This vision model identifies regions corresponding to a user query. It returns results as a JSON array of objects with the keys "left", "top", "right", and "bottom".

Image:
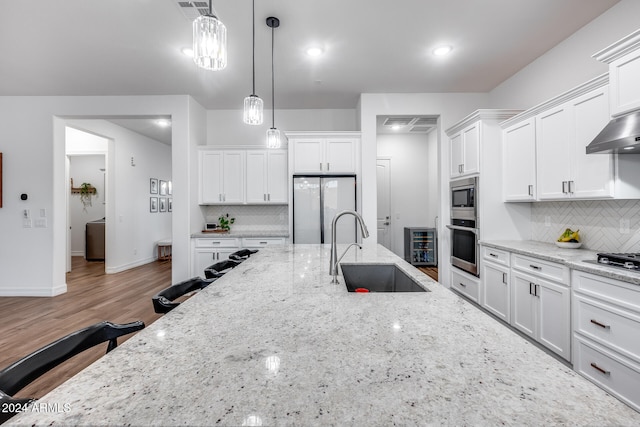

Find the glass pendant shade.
[
  {"left": 193, "top": 14, "right": 227, "bottom": 71},
  {"left": 266, "top": 127, "right": 282, "bottom": 149},
  {"left": 243, "top": 95, "right": 264, "bottom": 125}
]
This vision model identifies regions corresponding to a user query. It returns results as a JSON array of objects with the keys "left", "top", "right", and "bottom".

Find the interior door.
[
  {"left": 376, "top": 159, "right": 391, "bottom": 250},
  {"left": 66, "top": 156, "right": 71, "bottom": 272}
]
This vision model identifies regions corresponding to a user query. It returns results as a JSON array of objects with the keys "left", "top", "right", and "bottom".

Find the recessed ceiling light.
[
  {"left": 623, "top": 146, "right": 635, "bottom": 150},
  {"left": 433, "top": 45, "right": 452, "bottom": 56},
  {"left": 181, "top": 47, "right": 194, "bottom": 58},
  {"left": 156, "top": 119, "right": 171, "bottom": 127},
  {"left": 306, "top": 47, "right": 323, "bottom": 57},
  {"left": 391, "top": 125, "right": 401, "bottom": 131}
]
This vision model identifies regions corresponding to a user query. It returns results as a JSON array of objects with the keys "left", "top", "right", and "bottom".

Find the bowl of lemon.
[{"left": 555, "top": 228, "right": 582, "bottom": 249}]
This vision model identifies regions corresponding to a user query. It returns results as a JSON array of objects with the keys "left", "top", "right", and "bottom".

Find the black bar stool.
[
  {"left": 204, "top": 259, "right": 240, "bottom": 279},
  {"left": 152, "top": 277, "right": 215, "bottom": 314},
  {"left": 229, "top": 248, "right": 259, "bottom": 262}
]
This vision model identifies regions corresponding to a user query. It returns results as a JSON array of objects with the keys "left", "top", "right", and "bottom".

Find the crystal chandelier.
[
  {"left": 266, "top": 17, "right": 281, "bottom": 149},
  {"left": 243, "top": 0, "right": 263, "bottom": 125},
  {"left": 192, "top": 0, "right": 227, "bottom": 71}
]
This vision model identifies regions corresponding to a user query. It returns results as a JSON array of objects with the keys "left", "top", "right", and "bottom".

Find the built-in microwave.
[
  {"left": 447, "top": 177, "right": 479, "bottom": 277},
  {"left": 450, "top": 176, "right": 477, "bottom": 221}
]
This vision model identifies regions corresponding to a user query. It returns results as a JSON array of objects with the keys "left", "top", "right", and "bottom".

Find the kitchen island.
[{"left": 10, "top": 244, "right": 640, "bottom": 425}]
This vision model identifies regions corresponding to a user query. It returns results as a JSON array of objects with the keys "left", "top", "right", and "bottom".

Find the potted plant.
[
  {"left": 79, "top": 182, "right": 96, "bottom": 210},
  {"left": 217, "top": 213, "right": 235, "bottom": 232}
]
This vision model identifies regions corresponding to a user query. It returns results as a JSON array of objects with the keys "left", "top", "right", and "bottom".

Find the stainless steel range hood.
[{"left": 586, "top": 110, "right": 640, "bottom": 154}]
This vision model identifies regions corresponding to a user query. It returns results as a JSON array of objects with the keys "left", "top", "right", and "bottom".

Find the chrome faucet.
[{"left": 330, "top": 210, "right": 370, "bottom": 283}]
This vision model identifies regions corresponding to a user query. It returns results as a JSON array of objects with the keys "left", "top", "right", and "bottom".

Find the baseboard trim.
[
  {"left": 0, "top": 282, "right": 67, "bottom": 297},
  {"left": 105, "top": 257, "right": 155, "bottom": 274}
]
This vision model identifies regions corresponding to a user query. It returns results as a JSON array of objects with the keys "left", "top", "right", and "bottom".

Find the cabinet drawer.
[
  {"left": 512, "top": 254, "right": 568, "bottom": 283},
  {"left": 451, "top": 269, "right": 480, "bottom": 303},
  {"left": 194, "top": 238, "right": 240, "bottom": 248},
  {"left": 574, "top": 336, "right": 640, "bottom": 412},
  {"left": 574, "top": 294, "right": 640, "bottom": 361},
  {"left": 481, "top": 246, "right": 510, "bottom": 266},
  {"left": 241, "top": 237, "right": 285, "bottom": 248},
  {"left": 572, "top": 270, "right": 640, "bottom": 314}
]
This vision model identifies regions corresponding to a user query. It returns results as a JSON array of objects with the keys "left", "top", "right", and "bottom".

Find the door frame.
[{"left": 376, "top": 157, "right": 392, "bottom": 251}]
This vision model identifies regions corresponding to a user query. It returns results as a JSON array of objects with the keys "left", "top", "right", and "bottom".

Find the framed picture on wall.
[
  {"left": 168, "top": 198, "right": 172, "bottom": 212},
  {"left": 159, "top": 197, "right": 167, "bottom": 212},
  {"left": 159, "top": 180, "right": 167, "bottom": 196},
  {"left": 167, "top": 181, "right": 172, "bottom": 195},
  {"left": 150, "top": 178, "right": 158, "bottom": 194},
  {"left": 150, "top": 197, "right": 158, "bottom": 212}
]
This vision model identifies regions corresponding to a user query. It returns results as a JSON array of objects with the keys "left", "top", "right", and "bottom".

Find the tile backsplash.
[
  {"left": 202, "top": 205, "right": 289, "bottom": 233},
  {"left": 531, "top": 200, "right": 640, "bottom": 252}
]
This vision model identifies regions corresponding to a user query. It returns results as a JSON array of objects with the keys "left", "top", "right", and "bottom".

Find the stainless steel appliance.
[
  {"left": 447, "top": 177, "right": 479, "bottom": 276},
  {"left": 586, "top": 252, "right": 640, "bottom": 272},
  {"left": 586, "top": 110, "right": 640, "bottom": 154},
  {"left": 86, "top": 218, "right": 105, "bottom": 261},
  {"left": 292, "top": 175, "right": 357, "bottom": 244}
]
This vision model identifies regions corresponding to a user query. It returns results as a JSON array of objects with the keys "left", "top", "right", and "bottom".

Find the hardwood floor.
[
  {"left": 0, "top": 257, "right": 171, "bottom": 399},
  {"left": 418, "top": 266, "right": 438, "bottom": 282}
]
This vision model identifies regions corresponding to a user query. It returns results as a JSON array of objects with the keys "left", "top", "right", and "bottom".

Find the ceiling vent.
[
  {"left": 409, "top": 126, "right": 435, "bottom": 134},
  {"left": 383, "top": 117, "right": 413, "bottom": 127},
  {"left": 174, "top": 1, "right": 216, "bottom": 21},
  {"left": 412, "top": 117, "right": 438, "bottom": 126}
]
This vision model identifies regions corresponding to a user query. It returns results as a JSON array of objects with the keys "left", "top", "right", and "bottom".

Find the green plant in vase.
[
  {"left": 218, "top": 213, "right": 235, "bottom": 231},
  {"left": 79, "top": 182, "right": 96, "bottom": 211}
]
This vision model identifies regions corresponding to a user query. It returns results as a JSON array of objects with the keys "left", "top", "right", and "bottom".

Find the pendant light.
[
  {"left": 243, "top": 0, "right": 263, "bottom": 125},
  {"left": 193, "top": 0, "right": 227, "bottom": 71},
  {"left": 266, "top": 16, "right": 281, "bottom": 149}
]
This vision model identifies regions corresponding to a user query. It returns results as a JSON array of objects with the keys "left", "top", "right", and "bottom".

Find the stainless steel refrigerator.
[{"left": 293, "top": 175, "right": 357, "bottom": 244}]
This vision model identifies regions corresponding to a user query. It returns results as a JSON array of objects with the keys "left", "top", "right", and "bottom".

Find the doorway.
[{"left": 376, "top": 158, "right": 391, "bottom": 250}]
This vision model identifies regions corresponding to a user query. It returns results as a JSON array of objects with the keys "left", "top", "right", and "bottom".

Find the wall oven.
[{"left": 447, "top": 177, "right": 479, "bottom": 277}]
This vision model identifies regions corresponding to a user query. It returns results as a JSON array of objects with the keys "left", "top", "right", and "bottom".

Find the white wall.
[
  {"left": 207, "top": 109, "right": 356, "bottom": 146},
  {"left": 377, "top": 132, "right": 437, "bottom": 257},
  {"left": 66, "top": 120, "right": 172, "bottom": 272},
  {"left": 359, "top": 93, "right": 490, "bottom": 287},
  {"left": 0, "top": 95, "right": 199, "bottom": 296},
  {"left": 489, "top": 0, "right": 640, "bottom": 109}
]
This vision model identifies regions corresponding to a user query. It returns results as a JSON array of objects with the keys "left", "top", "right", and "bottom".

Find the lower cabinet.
[
  {"left": 482, "top": 261, "right": 510, "bottom": 323},
  {"left": 192, "top": 236, "right": 286, "bottom": 276},
  {"left": 450, "top": 268, "right": 480, "bottom": 303},
  {"left": 572, "top": 270, "right": 640, "bottom": 412}
]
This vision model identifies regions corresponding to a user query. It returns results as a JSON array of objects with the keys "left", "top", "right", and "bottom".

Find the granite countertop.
[
  {"left": 191, "top": 229, "right": 290, "bottom": 238},
  {"left": 481, "top": 240, "right": 640, "bottom": 285},
  {"left": 10, "top": 244, "right": 640, "bottom": 426}
]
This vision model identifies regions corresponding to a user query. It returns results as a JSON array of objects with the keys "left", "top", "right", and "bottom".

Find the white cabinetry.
[
  {"left": 245, "top": 150, "right": 288, "bottom": 204},
  {"left": 572, "top": 270, "right": 640, "bottom": 412},
  {"left": 480, "top": 246, "right": 510, "bottom": 323},
  {"left": 503, "top": 118, "right": 536, "bottom": 201},
  {"left": 199, "top": 151, "right": 245, "bottom": 204},
  {"left": 450, "top": 268, "right": 480, "bottom": 304},
  {"left": 536, "top": 85, "right": 613, "bottom": 200},
  {"left": 288, "top": 132, "right": 360, "bottom": 174},
  {"left": 593, "top": 28, "right": 640, "bottom": 117},
  {"left": 192, "top": 237, "right": 241, "bottom": 277},
  {"left": 511, "top": 254, "right": 571, "bottom": 361},
  {"left": 449, "top": 122, "right": 480, "bottom": 178}
]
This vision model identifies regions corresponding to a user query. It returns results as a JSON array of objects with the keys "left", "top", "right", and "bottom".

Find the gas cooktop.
[{"left": 595, "top": 253, "right": 640, "bottom": 272}]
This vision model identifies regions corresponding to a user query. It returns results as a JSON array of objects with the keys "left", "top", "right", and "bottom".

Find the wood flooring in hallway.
[{"left": 0, "top": 257, "right": 171, "bottom": 399}]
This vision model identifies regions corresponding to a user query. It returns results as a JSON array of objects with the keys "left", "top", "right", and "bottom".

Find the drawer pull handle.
[
  {"left": 259, "top": 241, "right": 268, "bottom": 245},
  {"left": 590, "top": 319, "right": 611, "bottom": 329},
  {"left": 489, "top": 253, "right": 498, "bottom": 258},
  {"left": 459, "top": 282, "right": 466, "bottom": 287},
  {"left": 502, "top": 273, "right": 507, "bottom": 284},
  {"left": 590, "top": 362, "right": 610, "bottom": 376},
  {"left": 529, "top": 264, "right": 541, "bottom": 270},
  {"left": 212, "top": 242, "right": 221, "bottom": 245}
]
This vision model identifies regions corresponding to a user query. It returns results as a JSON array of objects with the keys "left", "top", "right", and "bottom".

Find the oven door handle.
[{"left": 446, "top": 224, "right": 479, "bottom": 235}]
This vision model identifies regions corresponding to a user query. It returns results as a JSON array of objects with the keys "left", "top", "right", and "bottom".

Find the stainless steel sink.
[{"left": 340, "top": 263, "right": 428, "bottom": 292}]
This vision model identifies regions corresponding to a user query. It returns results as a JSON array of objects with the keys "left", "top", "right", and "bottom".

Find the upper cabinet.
[
  {"left": 199, "top": 150, "right": 245, "bottom": 204},
  {"left": 287, "top": 132, "right": 360, "bottom": 174},
  {"left": 503, "top": 118, "right": 536, "bottom": 201},
  {"left": 593, "top": 28, "right": 640, "bottom": 117},
  {"left": 199, "top": 149, "right": 287, "bottom": 205},
  {"left": 245, "top": 150, "right": 288, "bottom": 204},
  {"left": 449, "top": 122, "right": 480, "bottom": 178},
  {"left": 501, "top": 75, "right": 640, "bottom": 202}
]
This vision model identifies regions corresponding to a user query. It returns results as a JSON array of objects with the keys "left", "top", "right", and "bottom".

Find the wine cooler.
[{"left": 404, "top": 227, "right": 437, "bottom": 266}]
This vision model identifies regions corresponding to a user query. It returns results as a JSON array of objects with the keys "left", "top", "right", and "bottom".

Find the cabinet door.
[
  {"left": 266, "top": 151, "right": 288, "bottom": 203},
  {"left": 245, "top": 151, "right": 268, "bottom": 203},
  {"left": 511, "top": 272, "right": 536, "bottom": 339},
  {"left": 325, "top": 139, "right": 356, "bottom": 173},
  {"left": 461, "top": 123, "right": 480, "bottom": 175},
  {"left": 610, "top": 49, "right": 640, "bottom": 116},
  {"left": 482, "top": 261, "right": 510, "bottom": 323},
  {"left": 199, "top": 151, "right": 223, "bottom": 204},
  {"left": 570, "top": 86, "right": 614, "bottom": 199},
  {"left": 450, "top": 133, "right": 463, "bottom": 178},
  {"left": 503, "top": 118, "right": 536, "bottom": 201},
  {"left": 536, "top": 105, "right": 571, "bottom": 200},
  {"left": 538, "top": 278, "right": 571, "bottom": 360},
  {"left": 193, "top": 248, "right": 237, "bottom": 277},
  {"left": 221, "top": 151, "right": 244, "bottom": 203},
  {"left": 293, "top": 139, "right": 323, "bottom": 173}
]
